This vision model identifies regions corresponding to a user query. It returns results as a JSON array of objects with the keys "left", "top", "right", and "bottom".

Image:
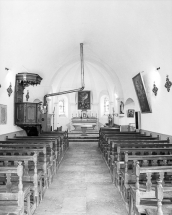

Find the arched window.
[
  {"left": 58, "top": 95, "right": 68, "bottom": 117},
  {"left": 104, "top": 97, "right": 109, "bottom": 115},
  {"left": 59, "top": 99, "right": 65, "bottom": 116}
]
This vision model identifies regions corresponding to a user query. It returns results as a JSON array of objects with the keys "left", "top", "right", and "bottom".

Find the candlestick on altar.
[
  {"left": 52, "top": 107, "right": 55, "bottom": 131},
  {"left": 112, "top": 107, "right": 115, "bottom": 127}
]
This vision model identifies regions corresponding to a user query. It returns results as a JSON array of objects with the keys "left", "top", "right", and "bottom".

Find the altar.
[{"left": 71, "top": 117, "right": 97, "bottom": 130}]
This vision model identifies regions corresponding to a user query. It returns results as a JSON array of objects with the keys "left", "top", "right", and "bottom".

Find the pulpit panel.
[
  {"left": 15, "top": 103, "right": 24, "bottom": 123},
  {"left": 26, "top": 104, "right": 37, "bottom": 123}
]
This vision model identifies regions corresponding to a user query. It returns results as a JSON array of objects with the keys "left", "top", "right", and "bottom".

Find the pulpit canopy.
[{"left": 16, "top": 72, "right": 42, "bottom": 88}]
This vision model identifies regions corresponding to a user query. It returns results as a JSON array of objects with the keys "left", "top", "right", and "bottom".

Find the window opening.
[
  {"left": 59, "top": 99, "right": 65, "bottom": 116},
  {"left": 104, "top": 97, "right": 109, "bottom": 115}
]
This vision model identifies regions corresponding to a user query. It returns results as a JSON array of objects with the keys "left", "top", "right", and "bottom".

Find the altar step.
[
  {"left": 69, "top": 139, "right": 98, "bottom": 142},
  {"left": 70, "top": 132, "right": 99, "bottom": 134},
  {"left": 68, "top": 136, "right": 99, "bottom": 139},
  {"left": 68, "top": 133, "right": 99, "bottom": 142}
]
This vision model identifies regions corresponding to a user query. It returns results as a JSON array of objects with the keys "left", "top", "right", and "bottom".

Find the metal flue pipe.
[{"left": 43, "top": 43, "right": 85, "bottom": 106}]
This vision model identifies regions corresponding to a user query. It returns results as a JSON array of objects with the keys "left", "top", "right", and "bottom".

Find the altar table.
[
  {"left": 81, "top": 125, "right": 94, "bottom": 136},
  {"left": 71, "top": 117, "right": 97, "bottom": 130}
]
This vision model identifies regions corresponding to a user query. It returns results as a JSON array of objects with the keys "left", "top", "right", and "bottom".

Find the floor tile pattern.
[{"left": 34, "top": 140, "right": 128, "bottom": 215}]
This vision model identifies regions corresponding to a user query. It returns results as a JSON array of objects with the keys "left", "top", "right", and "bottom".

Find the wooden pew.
[
  {"left": 2, "top": 139, "right": 55, "bottom": 171},
  {"left": 111, "top": 146, "right": 172, "bottom": 185},
  {"left": 0, "top": 162, "right": 31, "bottom": 215},
  {"left": 110, "top": 143, "right": 172, "bottom": 174},
  {"left": 10, "top": 136, "right": 61, "bottom": 166},
  {"left": 145, "top": 179, "right": 172, "bottom": 215},
  {"left": 42, "top": 130, "right": 68, "bottom": 137},
  {"left": 99, "top": 135, "right": 157, "bottom": 151},
  {"left": 0, "top": 153, "right": 41, "bottom": 213},
  {"left": 106, "top": 139, "right": 170, "bottom": 166},
  {"left": 40, "top": 132, "right": 69, "bottom": 154},
  {"left": 12, "top": 134, "right": 68, "bottom": 163},
  {"left": 99, "top": 134, "right": 159, "bottom": 154},
  {"left": 0, "top": 148, "right": 48, "bottom": 199},
  {"left": 0, "top": 143, "right": 54, "bottom": 188},
  {"left": 99, "top": 128, "right": 139, "bottom": 139},
  {"left": 99, "top": 135, "right": 158, "bottom": 153},
  {"left": 101, "top": 139, "right": 169, "bottom": 168},
  {"left": 120, "top": 154, "right": 172, "bottom": 205},
  {"left": 41, "top": 130, "right": 68, "bottom": 146},
  {"left": 99, "top": 131, "right": 148, "bottom": 148},
  {"left": 39, "top": 135, "right": 68, "bottom": 160},
  {"left": 99, "top": 127, "right": 121, "bottom": 133},
  {"left": 129, "top": 162, "right": 172, "bottom": 215}
]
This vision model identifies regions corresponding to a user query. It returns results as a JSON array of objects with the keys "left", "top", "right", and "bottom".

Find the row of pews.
[
  {"left": 99, "top": 127, "right": 172, "bottom": 215},
  {"left": 0, "top": 130, "right": 69, "bottom": 215}
]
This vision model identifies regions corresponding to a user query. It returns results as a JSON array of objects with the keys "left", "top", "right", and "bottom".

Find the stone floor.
[{"left": 34, "top": 140, "right": 128, "bottom": 215}]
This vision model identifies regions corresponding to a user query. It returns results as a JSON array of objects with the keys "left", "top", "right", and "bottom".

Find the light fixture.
[
  {"left": 156, "top": 67, "right": 160, "bottom": 71},
  {"left": 152, "top": 82, "right": 158, "bottom": 96},
  {"left": 165, "top": 75, "right": 172, "bottom": 92},
  {"left": 5, "top": 68, "right": 10, "bottom": 71},
  {"left": 26, "top": 90, "right": 29, "bottom": 101},
  {"left": 7, "top": 83, "right": 13, "bottom": 97}
]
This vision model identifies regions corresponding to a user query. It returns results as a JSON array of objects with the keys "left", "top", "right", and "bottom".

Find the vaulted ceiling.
[{"left": 1, "top": 0, "right": 172, "bottom": 100}]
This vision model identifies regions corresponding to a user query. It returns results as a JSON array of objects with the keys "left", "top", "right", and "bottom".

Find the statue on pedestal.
[
  {"left": 108, "top": 114, "right": 112, "bottom": 126},
  {"left": 120, "top": 101, "right": 124, "bottom": 114}
]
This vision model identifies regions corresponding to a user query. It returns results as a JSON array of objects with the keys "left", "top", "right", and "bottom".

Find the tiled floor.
[{"left": 34, "top": 140, "right": 128, "bottom": 215}]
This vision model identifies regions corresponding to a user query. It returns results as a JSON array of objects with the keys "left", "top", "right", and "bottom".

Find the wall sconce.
[
  {"left": 165, "top": 75, "right": 172, "bottom": 92},
  {"left": 152, "top": 82, "right": 158, "bottom": 96},
  {"left": 5, "top": 67, "right": 10, "bottom": 71},
  {"left": 26, "top": 90, "right": 29, "bottom": 101},
  {"left": 7, "top": 83, "right": 13, "bottom": 97},
  {"left": 156, "top": 67, "right": 160, "bottom": 71}
]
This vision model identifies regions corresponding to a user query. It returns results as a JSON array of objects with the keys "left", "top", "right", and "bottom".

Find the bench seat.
[
  {"left": 0, "top": 163, "right": 31, "bottom": 215},
  {"left": 0, "top": 183, "right": 30, "bottom": 194},
  {"left": 146, "top": 206, "right": 172, "bottom": 215},
  {"left": 0, "top": 205, "right": 22, "bottom": 215}
]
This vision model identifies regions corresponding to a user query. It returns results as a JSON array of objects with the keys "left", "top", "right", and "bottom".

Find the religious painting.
[
  {"left": 132, "top": 73, "right": 152, "bottom": 113},
  {"left": 78, "top": 91, "right": 91, "bottom": 110},
  {"left": 0, "top": 104, "right": 7, "bottom": 124},
  {"left": 127, "top": 109, "right": 135, "bottom": 118}
]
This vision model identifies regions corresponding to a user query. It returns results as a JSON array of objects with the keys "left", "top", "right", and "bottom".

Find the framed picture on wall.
[
  {"left": 0, "top": 104, "right": 7, "bottom": 124},
  {"left": 78, "top": 91, "right": 91, "bottom": 110},
  {"left": 127, "top": 109, "right": 135, "bottom": 118},
  {"left": 132, "top": 73, "right": 152, "bottom": 113},
  {"left": 81, "top": 110, "right": 87, "bottom": 118}
]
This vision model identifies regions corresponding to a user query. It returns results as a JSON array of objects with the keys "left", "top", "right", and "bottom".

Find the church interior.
[{"left": 0, "top": 1, "right": 172, "bottom": 215}]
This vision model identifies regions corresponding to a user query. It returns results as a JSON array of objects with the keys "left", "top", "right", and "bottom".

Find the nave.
[{"left": 34, "top": 134, "right": 127, "bottom": 215}]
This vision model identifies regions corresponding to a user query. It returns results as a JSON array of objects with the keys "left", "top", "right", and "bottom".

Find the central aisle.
[{"left": 34, "top": 140, "right": 128, "bottom": 215}]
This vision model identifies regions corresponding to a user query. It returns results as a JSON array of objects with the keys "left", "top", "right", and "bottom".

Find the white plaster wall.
[
  {"left": 0, "top": 70, "right": 22, "bottom": 135},
  {"left": 141, "top": 67, "right": 172, "bottom": 135}
]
